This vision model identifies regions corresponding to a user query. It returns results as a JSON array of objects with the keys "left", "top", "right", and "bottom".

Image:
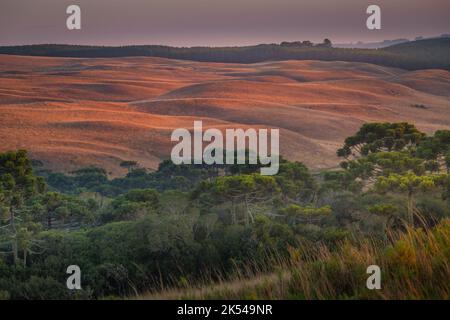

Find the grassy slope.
[
  {"left": 137, "top": 219, "right": 450, "bottom": 300},
  {"left": 1, "top": 55, "right": 450, "bottom": 175}
]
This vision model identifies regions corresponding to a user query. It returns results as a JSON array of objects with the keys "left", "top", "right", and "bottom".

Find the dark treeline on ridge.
[{"left": 1, "top": 38, "right": 449, "bottom": 71}]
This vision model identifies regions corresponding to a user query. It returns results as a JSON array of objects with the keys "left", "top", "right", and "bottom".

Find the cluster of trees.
[
  {"left": 1, "top": 122, "right": 449, "bottom": 299},
  {"left": 332, "top": 122, "right": 450, "bottom": 225},
  {"left": 280, "top": 39, "right": 331, "bottom": 48},
  {"left": 1, "top": 38, "right": 449, "bottom": 70}
]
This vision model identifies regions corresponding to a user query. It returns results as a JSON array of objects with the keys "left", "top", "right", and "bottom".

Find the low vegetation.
[{"left": 140, "top": 219, "right": 450, "bottom": 299}]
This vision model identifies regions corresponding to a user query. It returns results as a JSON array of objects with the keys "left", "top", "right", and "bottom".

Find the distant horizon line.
[{"left": 1, "top": 33, "right": 449, "bottom": 49}]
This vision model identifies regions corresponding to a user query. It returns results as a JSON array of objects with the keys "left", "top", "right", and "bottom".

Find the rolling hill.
[{"left": 0, "top": 54, "right": 449, "bottom": 175}]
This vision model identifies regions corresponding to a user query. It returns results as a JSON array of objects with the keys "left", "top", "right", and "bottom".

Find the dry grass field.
[{"left": 1, "top": 54, "right": 449, "bottom": 175}]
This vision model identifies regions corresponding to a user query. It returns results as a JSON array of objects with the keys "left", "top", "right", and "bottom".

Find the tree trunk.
[
  {"left": 244, "top": 196, "right": 252, "bottom": 225},
  {"left": 23, "top": 250, "right": 27, "bottom": 268},
  {"left": 231, "top": 201, "right": 236, "bottom": 225},
  {"left": 10, "top": 207, "right": 18, "bottom": 265}
]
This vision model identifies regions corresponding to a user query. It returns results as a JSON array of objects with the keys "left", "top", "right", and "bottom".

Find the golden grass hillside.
[
  {"left": 137, "top": 219, "right": 450, "bottom": 300},
  {"left": 1, "top": 55, "right": 449, "bottom": 175}
]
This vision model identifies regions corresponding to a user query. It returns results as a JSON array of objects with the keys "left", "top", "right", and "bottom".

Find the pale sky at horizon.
[{"left": 0, "top": 0, "right": 449, "bottom": 46}]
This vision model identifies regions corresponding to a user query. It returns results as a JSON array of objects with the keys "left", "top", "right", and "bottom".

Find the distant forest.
[{"left": 0, "top": 38, "right": 449, "bottom": 71}]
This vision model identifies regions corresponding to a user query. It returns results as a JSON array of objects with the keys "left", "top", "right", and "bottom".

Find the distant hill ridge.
[
  {"left": 335, "top": 34, "right": 450, "bottom": 49},
  {"left": 0, "top": 38, "right": 449, "bottom": 71}
]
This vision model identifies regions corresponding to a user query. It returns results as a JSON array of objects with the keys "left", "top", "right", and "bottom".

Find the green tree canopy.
[{"left": 337, "top": 122, "right": 425, "bottom": 160}]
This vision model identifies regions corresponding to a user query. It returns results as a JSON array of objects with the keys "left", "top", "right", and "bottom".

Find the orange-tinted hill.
[{"left": 1, "top": 55, "right": 449, "bottom": 175}]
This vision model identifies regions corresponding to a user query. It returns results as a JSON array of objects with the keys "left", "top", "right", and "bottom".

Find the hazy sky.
[{"left": 1, "top": 0, "right": 449, "bottom": 46}]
